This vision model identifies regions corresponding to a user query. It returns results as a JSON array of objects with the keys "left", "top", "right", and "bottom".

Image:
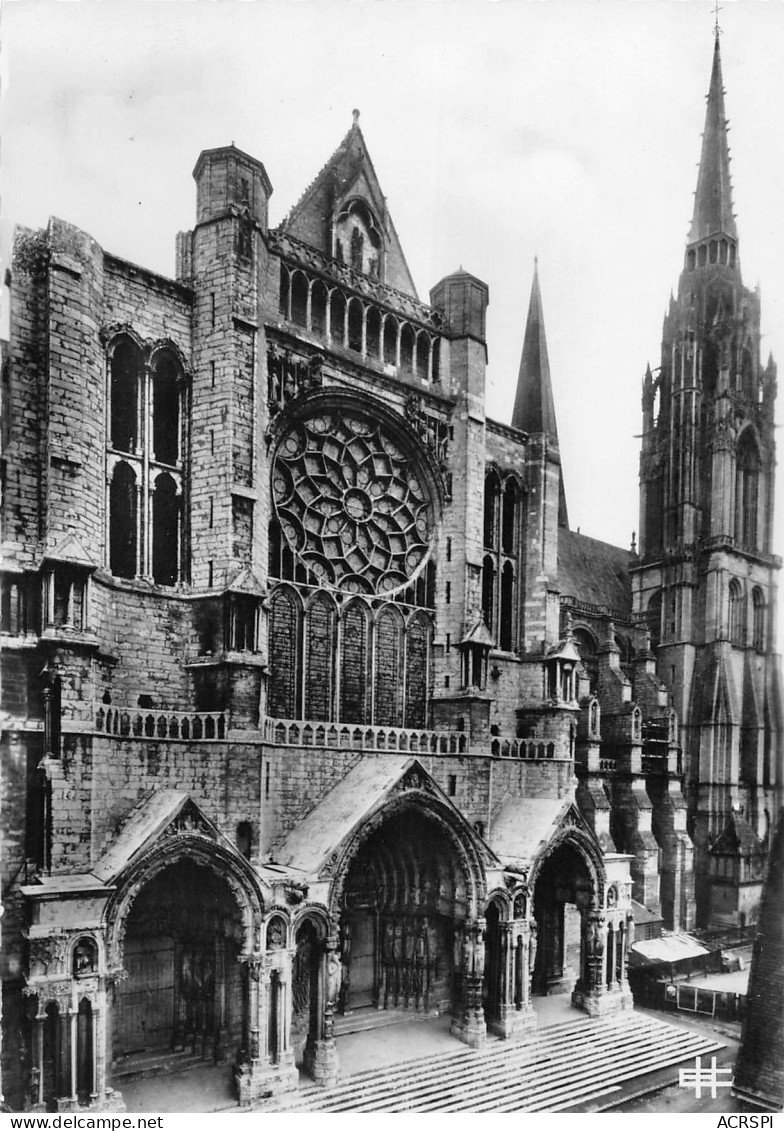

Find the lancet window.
[
  {"left": 107, "top": 335, "right": 187, "bottom": 585},
  {"left": 482, "top": 470, "right": 523, "bottom": 650},
  {"left": 728, "top": 579, "right": 745, "bottom": 648},
  {"left": 734, "top": 431, "right": 760, "bottom": 551},
  {"left": 266, "top": 586, "right": 433, "bottom": 728}
]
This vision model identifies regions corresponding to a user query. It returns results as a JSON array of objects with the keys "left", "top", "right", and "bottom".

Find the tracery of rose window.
[{"left": 272, "top": 408, "right": 434, "bottom": 595}]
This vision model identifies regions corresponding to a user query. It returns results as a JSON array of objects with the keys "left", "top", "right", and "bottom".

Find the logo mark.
[{"left": 678, "top": 1055, "right": 734, "bottom": 1099}]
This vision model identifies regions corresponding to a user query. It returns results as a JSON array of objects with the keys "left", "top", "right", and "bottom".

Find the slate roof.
[
  {"left": 557, "top": 528, "right": 632, "bottom": 617},
  {"left": 92, "top": 790, "right": 228, "bottom": 883},
  {"left": 489, "top": 797, "right": 575, "bottom": 868}
]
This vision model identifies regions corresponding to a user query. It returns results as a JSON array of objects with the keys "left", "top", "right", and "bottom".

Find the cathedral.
[{"left": 0, "top": 29, "right": 781, "bottom": 1112}]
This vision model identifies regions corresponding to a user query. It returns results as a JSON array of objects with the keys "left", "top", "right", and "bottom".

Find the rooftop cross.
[{"left": 713, "top": 0, "right": 722, "bottom": 38}]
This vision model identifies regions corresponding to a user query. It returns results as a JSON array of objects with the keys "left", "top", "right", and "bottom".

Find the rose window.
[{"left": 272, "top": 408, "right": 434, "bottom": 594}]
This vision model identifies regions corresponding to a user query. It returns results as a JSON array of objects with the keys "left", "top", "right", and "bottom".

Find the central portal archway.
[
  {"left": 337, "top": 805, "right": 473, "bottom": 1020},
  {"left": 113, "top": 860, "right": 246, "bottom": 1071}
]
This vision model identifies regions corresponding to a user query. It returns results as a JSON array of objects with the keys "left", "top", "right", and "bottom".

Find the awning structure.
[{"left": 629, "top": 932, "right": 709, "bottom": 966}]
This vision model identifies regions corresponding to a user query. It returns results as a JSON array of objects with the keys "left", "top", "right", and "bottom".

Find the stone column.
[
  {"left": 90, "top": 1007, "right": 99, "bottom": 1103},
  {"left": 69, "top": 1009, "right": 78, "bottom": 1104},
  {"left": 236, "top": 953, "right": 298, "bottom": 1105},
  {"left": 303, "top": 935, "right": 339, "bottom": 1088},
  {"left": 35, "top": 1013, "right": 45, "bottom": 1108},
  {"left": 572, "top": 909, "right": 611, "bottom": 1017},
  {"left": 450, "top": 919, "right": 487, "bottom": 1049},
  {"left": 489, "top": 922, "right": 534, "bottom": 1040}
]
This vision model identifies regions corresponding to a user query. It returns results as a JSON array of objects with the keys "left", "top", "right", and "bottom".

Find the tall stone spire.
[
  {"left": 688, "top": 32, "right": 737, "bottom": 245},
  {"left": 512, "top": 261, "right": 558, "bottom": 440},
  {"left": 512, "top": 262, "right": 568, "bottom": 528}
]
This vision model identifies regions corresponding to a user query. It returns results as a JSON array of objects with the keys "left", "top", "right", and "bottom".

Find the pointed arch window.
[
  {"left": 752, "top": 587, "right": 765, "bottom": 652},
  {"left": 304, "top": 594, "right": 336, "bottom": 722},
  {"left": 499, "top": 562, "right": 515, "bottom": 651},
  {"left": 482, "top": 555, "right": 496, "bottom": 633},
  {"left": 735, "top": 432, "right": 760, "bottom": 551},
  {"left": 107, "top": 337, "right": 187, "bottom": 585},
  {"left": 374, "top": 606, "right": 404, "bottom": 727},
  {"left": 484, "top": 473, "right": 500, "bottom": 549},
  {"left": 646, "top": 591, "right": 663, "bottom": 650},
  {"left": 340, "top": 601, "right": 371, "bottom": 724},
  {"left": 482, "top": 471, "right": 522, "bottom": 650},
  {"left": 405, "top": 613, "right": 431, "bottom": 728},
  {"left": 109, "top": 462, "right": 138, "bottom": 579},
  {"left": 268, "top": 588, "right": 302, "bottom": 719},
  {"left": 728, "top": 579, "right": 745, "bottom": 648}
]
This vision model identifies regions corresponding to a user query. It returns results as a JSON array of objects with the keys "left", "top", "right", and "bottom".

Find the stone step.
[
  {"left": 302, "top": 1028, "right": 709, "bottom": 1112},
  {"left": 279, "top": 1012, "right": 725, "bottom": 1112},
  {"left": 334, "top": 1006, "right": 440, "bottom": 1036},
  {"left": 113, "top": 1046, "right": 216, "bottom": 1082}
]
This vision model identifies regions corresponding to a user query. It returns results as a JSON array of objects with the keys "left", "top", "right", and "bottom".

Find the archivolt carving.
[
  {"left": 103, "top": 833, "right": 266, "bottom": 971},
  {"left": 527, "top": 823, "right": 607, "bottom": 909},
  {"left": 325, "top": 790, "right": 487, "bottom": 920},
  {"left": 292, "top": 902, "right": 334, "bottom": 940}
]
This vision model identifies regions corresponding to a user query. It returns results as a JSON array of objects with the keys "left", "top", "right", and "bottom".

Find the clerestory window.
[{"left": 107, "top": 336, "right": 186, "bottom": 585}]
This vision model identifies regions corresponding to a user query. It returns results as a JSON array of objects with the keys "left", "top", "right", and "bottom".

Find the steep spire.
[
  {"left": 513, "top": 262, "right": 568, "bottom": 527},
  {"left": 688, "top": 32, "right": 737, "bottom": 244},
  {"left": 512, "top": 261, "right": 558, "bottom": 439}
]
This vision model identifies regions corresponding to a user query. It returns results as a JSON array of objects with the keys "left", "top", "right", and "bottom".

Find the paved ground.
[
  {"left": 120, "top": 1063, "right": 235, "bottom": 1114},
  {"left": 681, "top": 967, "right": 749, "bottom": 994},
  {"left": 118, "top": 997, "right": 756, "bottom": 1115}
]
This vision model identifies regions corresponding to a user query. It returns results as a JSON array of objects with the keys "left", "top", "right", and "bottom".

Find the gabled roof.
[
  {"left": 280, "top": 113, "right": 418, "bottom": 298},
  {"left": 272, "top": 755, "right": 496, "bottom": 878},
  {"left": 92, "top": 791, "right": 232, "bottom": 883},
  {"left": 461, "top": 618, "right": 495, "bottom": 648},
  {"left": 688, "top": 34, "right": 737, "bottom": 244},
  {"left": 710, "top": 811, "right": 764, "bottom": 857},
  {"left": 224, "top": 565, "right": 266, "bottom": 596},
  {"left": 489, "top": 797, "right": 592, "bottom": 870},
  {"left": 43, "top": 531, "right": 97, "bottom": 569},
  {"left": 557, "top": 528, "right": 632, "bottom": 616}
]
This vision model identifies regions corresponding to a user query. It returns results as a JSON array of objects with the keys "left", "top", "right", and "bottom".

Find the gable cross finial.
[{"left": 713, "top": 0, "right": 723, "bottom": 39}]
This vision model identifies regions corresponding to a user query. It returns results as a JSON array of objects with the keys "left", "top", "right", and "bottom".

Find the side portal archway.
[{"left": 112, "top": 860, "right": 247, "bottom": 1072}]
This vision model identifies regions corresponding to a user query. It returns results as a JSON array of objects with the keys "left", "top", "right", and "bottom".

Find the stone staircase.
[{"left": 277, "top": 1012, "right": 725, "bottom": 1112}]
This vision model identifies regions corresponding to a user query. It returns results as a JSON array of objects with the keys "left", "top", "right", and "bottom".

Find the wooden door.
[
  {"left": 115, "top": 934, "right": 175, "bottom": 1055},
  {"left": 348, "top": 911, "right": 375, "bottom": 1008}
]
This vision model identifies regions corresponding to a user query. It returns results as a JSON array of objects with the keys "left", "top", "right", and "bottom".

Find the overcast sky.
[{"left": 2, "top": 0, "right": 783, "bottom": 564}]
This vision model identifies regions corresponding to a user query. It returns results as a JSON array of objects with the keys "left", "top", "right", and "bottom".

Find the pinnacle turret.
[{"left": 688, "top": 33, "right": 736, "bottom": 245}]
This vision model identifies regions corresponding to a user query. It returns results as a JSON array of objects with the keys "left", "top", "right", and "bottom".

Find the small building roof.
[
  {"left": 711, "top": 811, "right": 764, "bottom": 856},
  {"left": 629, "top": 931, "right": 709, "bottom": 966}
]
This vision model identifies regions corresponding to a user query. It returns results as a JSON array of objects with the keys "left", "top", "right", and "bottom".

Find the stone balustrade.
[
  {"left": 95, "top": 706, "right": 228, "bottom": 741},
  {"left": 490, "top": 737, "right": 568, "bottom": 760},
  {"left": 262, "top": 717, "right": 468, "bottom": 755}
]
